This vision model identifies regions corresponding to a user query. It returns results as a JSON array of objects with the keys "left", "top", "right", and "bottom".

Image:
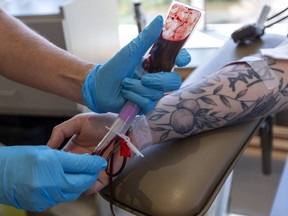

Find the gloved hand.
[
  {"left": 82, "top": 15, "right": 191, "bottom": 114},
  {"left": 0, "top": 145, "right": 107, "bottom": 211}
]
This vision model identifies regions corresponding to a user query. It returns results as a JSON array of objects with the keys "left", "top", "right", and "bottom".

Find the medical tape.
[
  {"left": 242, "top": 56, "right": 279, "bottom": 90},
  {"left": 226, "top": 55, "right": 279, "bottom": 90},
  {"left": 129, "top": 115, "right": 153, "bottom": 152}
]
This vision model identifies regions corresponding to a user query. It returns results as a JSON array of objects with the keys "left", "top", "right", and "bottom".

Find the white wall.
[{"left": 61, "top": 0, "right": 120, "bottom": 64}]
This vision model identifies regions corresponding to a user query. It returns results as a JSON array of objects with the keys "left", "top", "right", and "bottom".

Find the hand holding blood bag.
[{"left": 82, "top": 14, "right": 191, "bottom": 114}]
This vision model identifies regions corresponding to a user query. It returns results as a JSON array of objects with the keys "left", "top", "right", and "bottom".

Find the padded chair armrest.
[
  {"left": 101, "top": 121, "right": 261, "bottom": 216},
  {"left": 101, "top": 34, "right": 286, "bottom": 216}
]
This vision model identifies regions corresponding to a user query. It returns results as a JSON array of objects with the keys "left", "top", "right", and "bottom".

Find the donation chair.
[{"left": 100, "top": 33, "right": 286, "bottom": 216}]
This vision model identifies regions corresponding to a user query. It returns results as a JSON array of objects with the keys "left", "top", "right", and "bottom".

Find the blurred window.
[{"left": 118, "top": 0, "right": 287, "bottom": 26}]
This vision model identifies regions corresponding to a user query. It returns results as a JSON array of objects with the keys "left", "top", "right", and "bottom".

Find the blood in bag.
[{"left": 142, "top": 1, "right": 202, "bottom": 73}]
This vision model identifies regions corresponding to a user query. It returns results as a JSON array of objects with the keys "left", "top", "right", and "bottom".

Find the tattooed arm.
[
  {"left": 47, "top": 40, "right": 288, "bottom": 193},
  {"left": 145, "top": 56, "right": 288, "bottom": 145},
  {"left": 48, "top": 55, "right": 288, "bottom": 151},
  {"left": 48, "top": 48, "right": 288, "bottom": 151}
]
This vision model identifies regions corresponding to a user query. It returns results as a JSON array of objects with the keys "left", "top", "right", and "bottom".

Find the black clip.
[
  {"left": 231, "top": 5, "right": 270, "bottom": 44},
  {"left": 231, "top": 23, "right": 265, "bottom": 44}
]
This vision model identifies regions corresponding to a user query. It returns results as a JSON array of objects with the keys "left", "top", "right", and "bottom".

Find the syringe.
[{"left": 92, "top": 101, "right": 140, "bottom": 154}]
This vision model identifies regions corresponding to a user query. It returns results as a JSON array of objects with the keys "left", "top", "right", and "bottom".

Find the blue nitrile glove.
[
  {"left": 0, "top": 145, "right": 107, "bottom": 211},
  {"left": 82, "top": 15, "right": 191, "bottom": 114}
]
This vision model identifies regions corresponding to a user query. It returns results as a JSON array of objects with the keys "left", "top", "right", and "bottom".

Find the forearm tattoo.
[{"left": 146, "top": 57, "right": 288, "bottom": 142}]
